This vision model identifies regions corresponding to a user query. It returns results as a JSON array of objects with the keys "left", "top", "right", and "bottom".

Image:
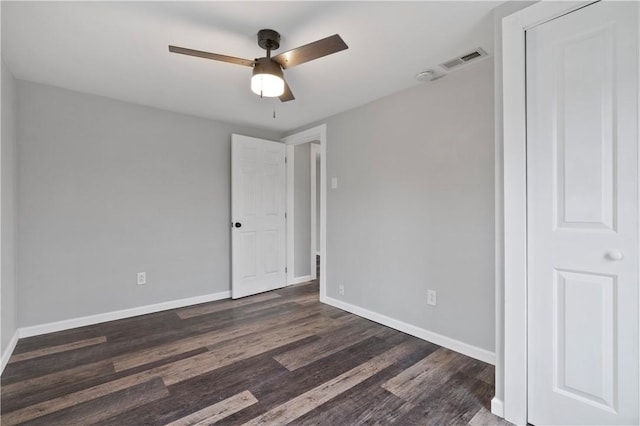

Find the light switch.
[{"left": 331, "top": 177, "right": 338, "bottom": 189}]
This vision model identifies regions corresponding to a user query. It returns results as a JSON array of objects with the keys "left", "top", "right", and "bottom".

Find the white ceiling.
[{"left": 2, "top": 1, "right": 502, "bottom": 132}]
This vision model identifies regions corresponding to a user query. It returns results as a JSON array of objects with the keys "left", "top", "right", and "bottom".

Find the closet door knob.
[
  {"left": 234, "top": 222, "right": 242, "bottom": 228},
  {"left": 606, "top": 250, "right": 623, "bottom": 261}
]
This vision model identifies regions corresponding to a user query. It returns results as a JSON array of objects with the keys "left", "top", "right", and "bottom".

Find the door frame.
[
  {"left": 310, "top": 142, "right": 320, "bottom": 281},
  {"left": 501, "top": 2, "right": 606, "bottom": 424},
  {"left": 282, "top": 125, "right": 327, "bottom": 297}
]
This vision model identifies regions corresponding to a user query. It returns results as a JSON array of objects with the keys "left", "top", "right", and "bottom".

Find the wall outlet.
[
  {"left": 338, "top": 284, "right": 345, "bottom": 296},
  {"left": 427, "top": 289, "right": 437, "bottom": 306},
  {"left": 137, "top": 272, "right": 146, "bottom": 285}
]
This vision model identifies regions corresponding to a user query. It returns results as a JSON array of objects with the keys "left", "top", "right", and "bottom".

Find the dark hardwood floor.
[{"left": 1, "top": 280, "right": 510, "bottom": 425}]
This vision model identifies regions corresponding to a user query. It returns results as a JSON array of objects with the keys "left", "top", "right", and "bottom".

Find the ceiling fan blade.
[
  {"left": 279, "top": 80, "right": 295, "bottom": 102},
  {"left": 168, "top": 45, "right": 255, "bottom": 67},
  {"left": 272, "top": 34, "right": 348, "bottom": 69}
]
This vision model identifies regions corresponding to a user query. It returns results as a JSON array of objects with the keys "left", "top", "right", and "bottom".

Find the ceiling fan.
[{"left": 169, "top": 29, "right": 348, "bottom": 102}]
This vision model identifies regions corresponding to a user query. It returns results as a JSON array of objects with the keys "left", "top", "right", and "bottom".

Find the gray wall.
[
  {"left": 17, "top": 81, "right": 281, "bottom": 327},
  {"left": 1, "top": 59, "right": 18, "bottom": 355},
  {"left": 321, "top": 59, "right": 495, "bottom": 351},
  {"left": 293, "top": 143, "right": 311, "bottom": 278}
]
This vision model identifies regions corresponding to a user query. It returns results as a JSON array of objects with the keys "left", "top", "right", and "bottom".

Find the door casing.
[{"left": 310, "top": 142, "right": 321, "bottom": 281}]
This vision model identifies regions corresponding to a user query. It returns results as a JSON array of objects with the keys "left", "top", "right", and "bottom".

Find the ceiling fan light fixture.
[
  {"left": 170, "top": 30, "right": 347, "bottom": 102},
  {"left": 251, "top": 58, "right": 284, "bottom": 97}
]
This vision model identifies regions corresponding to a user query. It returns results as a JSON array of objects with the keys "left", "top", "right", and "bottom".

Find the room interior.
[{"left": 1, "top": 1, "right": 638, "bottom": 425}]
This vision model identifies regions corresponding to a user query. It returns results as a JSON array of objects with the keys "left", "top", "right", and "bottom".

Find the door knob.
[
  {"left": 234, "top": 222, "right": 242, "bottom": 228},
  {"left": 606, "top": 250, "right": 624, "bottom": 261}
]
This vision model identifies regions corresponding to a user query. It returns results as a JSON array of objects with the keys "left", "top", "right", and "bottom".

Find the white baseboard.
[
  {"left": 1, "top": 330, "right": 20, "bottom": 374},
  {"left": 289, "top": 275, "right": 312, "bottom": 285},
  {"left": 322, "top": 296, "right": 496, "bottom": 365},
  {"left": 19, "top": 291, "right": 231, "bottom": 338},
  {"left": 491, "top": 397, "right": 505, "bottom": 418}
]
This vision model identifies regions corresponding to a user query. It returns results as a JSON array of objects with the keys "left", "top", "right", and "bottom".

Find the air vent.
[{"left": 440, "top": 48, "right": 488, "bottom": 71}]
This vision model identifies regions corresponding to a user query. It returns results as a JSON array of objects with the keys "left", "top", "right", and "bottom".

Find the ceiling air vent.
[{"left": 440, "top": 48, "right": 488, "bottom": 71}]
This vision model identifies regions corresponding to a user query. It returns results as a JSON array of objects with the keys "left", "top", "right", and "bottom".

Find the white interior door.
[
  {"left": 231, "top": 134, "right": 287, "bottom": 299},
  {"left": 526, "top": 2, "right": 639, "bottom": 425}
]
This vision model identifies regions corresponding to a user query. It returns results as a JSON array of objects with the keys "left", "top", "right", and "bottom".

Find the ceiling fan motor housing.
[
  {"left": 257, "top": 29, "right": 281, "bottom": 52},
  {"left": 252, "top": 57, "right": 284, "bottom": 79}
]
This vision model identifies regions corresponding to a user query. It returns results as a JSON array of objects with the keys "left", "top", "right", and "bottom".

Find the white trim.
[
  {"left": 637, "top": 3, "right": 640, "bottom": 423},
  {"left": 1, "top": 330, "right": 19, "bottom": 374},
  {"left": 285, "top": 143, "right": 295, "bottom": 284},
  {"left": 282, "top": 124, "right": 327, "bottom": 300},
  {"left": 310, "top": 143, "right": 320, "bottom": 281},
  {"left": 502, "top": 2, "right": 597, "bottom": 425},
  {"left": 290, "top": 275, "right": 312, "bottom": 285},
  {"left": 491, "top": 398, "right": 505, "bottom": 418},
  {"left": 18, "top": 291, "right": 230, "bottom": 338},
  {"left": 323, "top": 296, "right": 495, "bottom": 365}
]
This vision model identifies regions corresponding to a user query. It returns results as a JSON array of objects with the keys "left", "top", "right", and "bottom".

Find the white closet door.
[{"left": 527, "top": 1, "right": 639, "bottom": 424}]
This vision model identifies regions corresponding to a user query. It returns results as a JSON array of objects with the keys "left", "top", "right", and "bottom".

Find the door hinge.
[
  {"left": 285, "top": 212, "right": 287, "bottom": 219},
  {"left": 285, "top": 157, "right": 288, "bottom": 164},
  {"left": 285, "top": 267, "right": 288, "bottom": 273}
]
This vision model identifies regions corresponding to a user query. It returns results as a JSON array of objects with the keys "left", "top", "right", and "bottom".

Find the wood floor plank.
[
  {"left": 241, "top": 339, "right": 423, "bottom": 426},
  {"left": 468, "top": 406, "right": 514, "bottom": 426},
  {"left": 18, "top": 377, "right": 169, "bottom": 426},
  {"left": 202, "top": 315, "right": 338, "bottom": 376},
  {"left": 2, "top": 303, "right": 310, "bottom": 385},
  {"left": 1, "top": 351, "right": 218, "bottom": 424},
  {"left": 8, "top": 336, "right": 107, "bottom": 364},
  {"left": 1, "top": 359, "right": 115, "bottom": 411},
  {"left": 113, "top": 304, "right": 326, "bottom": 372},
  {"left": 165, "top": 390, "right": 258, "bottom": 426},
  {"left": 103, "top": 315, "right": 333, "bottom": 392},
  {"left": 273, "top": 317, "right": 387, "bottom": 371},
  {"left": 11, "top": 326, "right": 105, "bottom": 356},
  {"left": 474, "top": 364, "right": 495, "bottom": 386},
  {"left": 293, "top": 364, "right": 414, "bottom": 426},
  {"left": 181, "top": 301, "right": 316, "bottom": 335},
  {"left": 393, "top": 370, "right": 494, "bottom": 425},
  {"left": 197, "top": 335, "right": 398, "bottom": 424},
  {"left": 93, "top": 311, "right": 184, "bottom": 345},
  {"left": 176, "top": 292, "right": 281, "bottom": 319},
  {"left": 224, "top": 292, "right": 319, "bottom": 317},
  {"left": 1, "top": 372, "right": 160, "bottom": 424},
  {"left": 93, "top": 355, "right": 289, "bottom": 426},
  {"left": 382, "top": 347, "right": 475, "bottom": 404}
]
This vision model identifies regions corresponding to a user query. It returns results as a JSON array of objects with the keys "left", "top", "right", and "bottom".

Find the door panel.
[
  {"left": 232, "top": 134, "right": 286, "bottom": 299},
  {"left": 554, "top": 269, "right": 616, "bottom": 411},
  {"left": 554, "top": 23, "right": 615, "bottom": 230},
  {"left": 526, "top": 2, "right": 639, "bottom": 424}
]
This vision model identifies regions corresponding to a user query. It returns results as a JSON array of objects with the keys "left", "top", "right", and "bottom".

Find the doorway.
[
  {"left": 286, "top": 141, "right": 320, "bottom": 285},
  {"left": 283, "top": 125, "right": 328, "bottom": 299}
]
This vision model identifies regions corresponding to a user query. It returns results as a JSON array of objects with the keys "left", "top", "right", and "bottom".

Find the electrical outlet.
[
  {"left": 137, "top": 272, "right": 146, "bottom": 285},
  {"left": 427, "top": 289, "right": 437, "bottom": 306},
  {"left": 339, "top": 284, "right": 345, "bottom": 296}
]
